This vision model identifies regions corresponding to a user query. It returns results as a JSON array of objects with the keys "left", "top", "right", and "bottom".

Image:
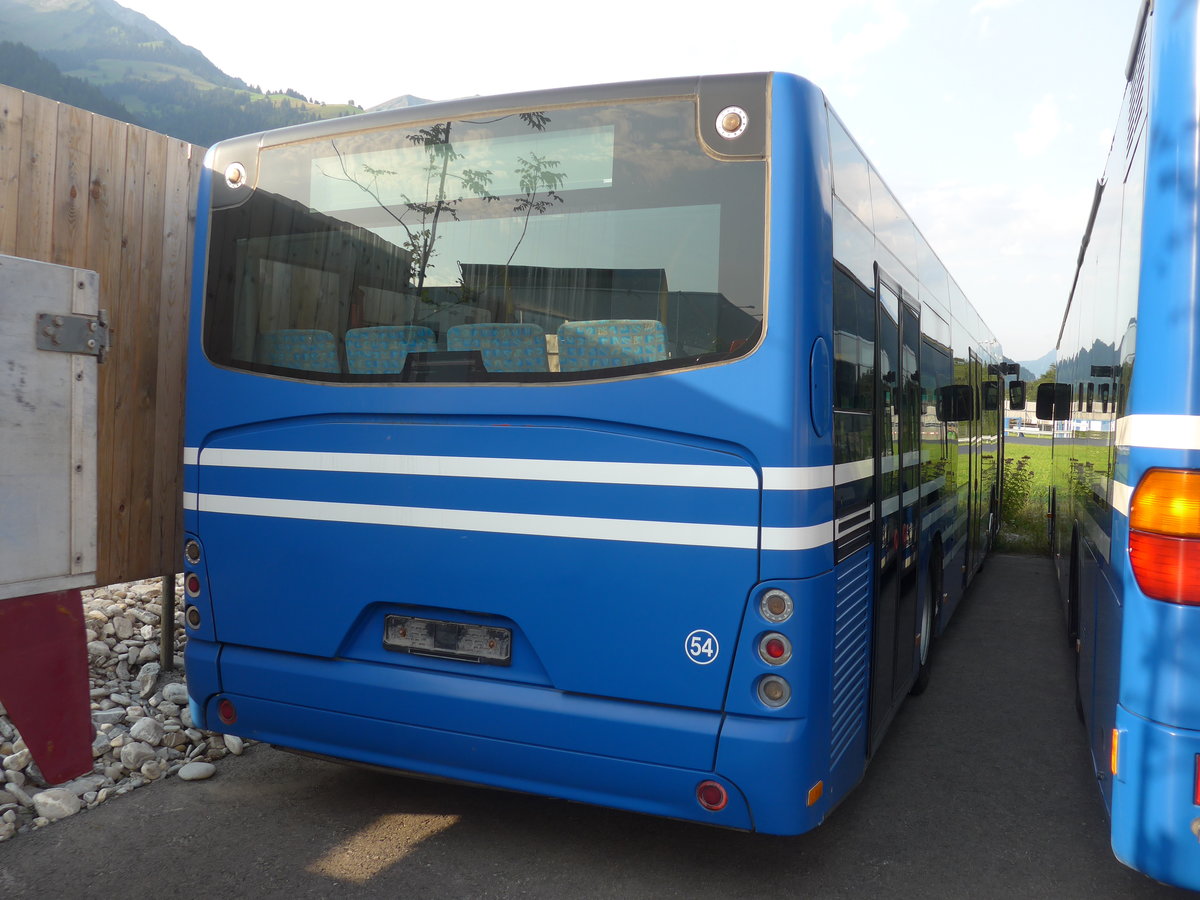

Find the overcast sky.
[{"left": 118, "top": 0, "right": 1142, "bottom": 365}]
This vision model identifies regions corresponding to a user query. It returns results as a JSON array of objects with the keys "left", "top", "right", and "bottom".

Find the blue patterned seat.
[
  {"left": 446, "top": 323, "right": 548, "bottom": 372},
  {"left": 556, "top": 320, "right": 667, "bottom": 372},
  {"left": 345, "top": 326, "right": 437, "bottom": 374},
  {"left": 257, "top": 329, "right": 340, "bottom": 374}
]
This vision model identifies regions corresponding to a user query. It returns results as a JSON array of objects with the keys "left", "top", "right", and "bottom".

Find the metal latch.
[{"left": 35, "top": 310, "right": 110, "bottom": 363}]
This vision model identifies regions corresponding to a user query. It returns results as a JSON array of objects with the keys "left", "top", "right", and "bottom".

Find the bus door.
[{"left": 869, "top": 276, "right": 923, "bottom": 749}]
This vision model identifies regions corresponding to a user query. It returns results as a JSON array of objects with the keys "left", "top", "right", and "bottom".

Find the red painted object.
[{"left": 0, "top": 590, "right": 93, "bottom": 784}]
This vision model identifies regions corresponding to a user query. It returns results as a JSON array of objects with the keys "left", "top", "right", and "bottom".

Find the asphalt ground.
[{"left": 0, "top": 554, "right": 1193, "bottom": 898}]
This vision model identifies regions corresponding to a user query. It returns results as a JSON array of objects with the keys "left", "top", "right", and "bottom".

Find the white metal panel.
[{"left": 0, "top": 254, "right": 98, "bottom": 599}]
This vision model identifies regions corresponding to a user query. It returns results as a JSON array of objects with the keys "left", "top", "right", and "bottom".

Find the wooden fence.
[{"left": 0, "top": 85, "right": 203, "bottom": 586}]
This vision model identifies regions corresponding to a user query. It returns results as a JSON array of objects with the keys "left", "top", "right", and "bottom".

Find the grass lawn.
[{"left": 995, "top": 441, "right": 1054, "bottom": 554}]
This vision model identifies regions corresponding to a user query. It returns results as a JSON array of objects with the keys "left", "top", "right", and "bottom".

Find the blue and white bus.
[
  {"left": 1032, "top": 0, "right": 1200, "bottom": 889},
  {"left": 182, "top": 73, "right": 1004, "bottom": 833}
]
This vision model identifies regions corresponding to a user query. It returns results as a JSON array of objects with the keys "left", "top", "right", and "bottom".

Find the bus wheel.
[{"left": 911, "top": 550, "right": 941, "bottom": 695}]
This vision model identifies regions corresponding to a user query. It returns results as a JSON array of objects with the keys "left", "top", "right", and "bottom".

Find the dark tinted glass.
[{"left": 203, "top": 100, "right": 765, "bottom": 383}]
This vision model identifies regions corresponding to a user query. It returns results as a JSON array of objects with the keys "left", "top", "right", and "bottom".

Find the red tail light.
[
  {"left": 1129, "top": 470, "right": 1200, "bottom": 605},
  {"left": 696, "top": 780, "right": 728, "bottom": 811},
  {"left": 218, "top": 698, "right": 237, "bottom": 725}
]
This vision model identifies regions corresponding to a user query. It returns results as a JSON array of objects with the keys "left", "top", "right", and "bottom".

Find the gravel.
[{"left": 0, "top": 576, "right": 250, "bottom": 841}]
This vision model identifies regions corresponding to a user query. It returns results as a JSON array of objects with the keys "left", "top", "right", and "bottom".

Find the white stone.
[
  {"left": 162, "top": 682, "right": 189, "bottom": 704},
  {"left": 62, "top": 774, "right": 105, "bottom": 797},
  {"left": 32, "top": 788, "right": 81, "bottom": 821},
  {"left": 136, "top": 662, "right": 161, "bottom": 698},
  {"left": 2, "top": 750, "right": 31, "bottom": 771},
  {"left": 140, "top": 760, "right": 167, "bottom": 781},
  {"left": 0, "top": 822, "right": 14, "bottom": 841},
  {"left": 224, "top": 734, "right": 245, "bottom": 756},
  {"left": 92, "top": 708, "right": 125, "bottom": 727},
  {"left": 119, "top": 741, "right": 157, "bottom": 770},
  {"left": 137, "top": 644, "right": 159, "bottom": 663},
  {"left": 157, "top": 702, "right": 181, "bottom": 718},
  {"left": 177, "top": 761, "right": 216, "bottom": 781},
  {"left": 112, "top": 616, "right": 134, "bottom": 640},
  {"left": 5, "top": 783, "right": 32, "bottom": 807},
  {"left": 4, "top": 768, "right": 24, "bottom": 785},
  {"left": 86, "top": 641, "right": 111, "bottom": 659}
]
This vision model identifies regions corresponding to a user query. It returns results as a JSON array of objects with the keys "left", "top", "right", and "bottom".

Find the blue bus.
[
  {"left": 182, "top": 73, "right": 1005, "bottom": 833},
  {"left": 1030, "top": 0, "right": 1200, "bottom": 889}
]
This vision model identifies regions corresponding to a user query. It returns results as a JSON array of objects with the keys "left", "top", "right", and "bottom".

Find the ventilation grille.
[{"left": 831, "top": 547, "right": 872, "bottom": 768}]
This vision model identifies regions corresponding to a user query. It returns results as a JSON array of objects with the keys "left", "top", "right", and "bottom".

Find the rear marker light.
[
  {"left": 760, "top": 589, "right": 794, "bottom": 623},
  {"left": 185, "top": 573, "right": 201, "bottom": 598},
  {"left": 184, "top": 540, "right": 201, "bottom": 564},
  {"left": 218, "top": 698, "right": 237, "bottom": 725},
  {"left": 807, "top": 781, "right": 824, "bottom": 807},
  {"left": 1111, "top": 728, "right": 1120, "bottom": 778},
  {"left": 696, "top": 780, "right": 728, "bottom": 811},
  {"left": 757, "top": 675, "right": 791, "bottom": 708},
  {"left": 758, "top": 632, "right": 792, "bottom": 665},
  {"left": 185, "top": 605, "right": 202, "bottom": 630}
]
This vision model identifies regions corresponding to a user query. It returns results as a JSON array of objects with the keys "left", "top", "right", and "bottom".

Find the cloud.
[{"left": 1014, "top": 95, "right": 1063, "bottom": 158}]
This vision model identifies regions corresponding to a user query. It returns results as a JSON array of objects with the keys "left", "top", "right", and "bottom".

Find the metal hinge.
[{"left": 35, "top": 309, "right": 110, "bottom": 363}]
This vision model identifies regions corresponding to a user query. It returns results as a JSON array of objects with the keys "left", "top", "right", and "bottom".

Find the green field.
[{"left": 996, "top": 442, "right": 1054, "bottom": 554}]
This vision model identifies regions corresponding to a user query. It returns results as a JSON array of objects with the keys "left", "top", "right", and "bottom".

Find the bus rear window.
[{"left": 202, "top": 100, "right": 765, "bottom": 383}]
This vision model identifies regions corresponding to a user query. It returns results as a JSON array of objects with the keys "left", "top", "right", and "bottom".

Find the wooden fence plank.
[
  {"left": 125, "top": 131, "right": 168, "bottom": 582},
  {"left": 88, "top": 116, "right": 129, "bottom": 584},
  {"left": 151, "top": 138, "right": 193, "bottom": 574},
  {"left": 0, "top": 87, "right": 23, "bottom": 257},
  {"left": 98, "top": 126, "right": 149, "bottom": 584},
  {"left": 15, "top": 93, "right": 56, "bottom": 263},
  {"left": 50, "top": 103, "right": 91, "bottom": 268}
]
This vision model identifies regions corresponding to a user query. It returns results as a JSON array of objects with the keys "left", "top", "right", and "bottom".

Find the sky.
[{"left": 116, "top": 0, "right": 1143, "bottom": 365}]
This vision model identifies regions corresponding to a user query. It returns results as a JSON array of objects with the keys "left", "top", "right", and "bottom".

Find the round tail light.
[
  {"left": 696, "top": 780, "right": 728, "bottom": 811},
  {"left": 217, "top": 698, "right": 237, "bottom": 725},
  {"left": 185, "top": 605, "right": 202, "bottom": 630},
  {"left": 185, "top": 573, "right": 201, "bottom": 598},
  {"left": 758, "top": 632, "right": 792, "bottom": 665}
]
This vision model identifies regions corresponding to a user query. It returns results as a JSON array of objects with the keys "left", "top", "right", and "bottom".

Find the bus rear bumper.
[
  {"left": 184, "top": 639, "right": 826, "bottom": 832},
  {"left": 1111, "top": 705, "right": 1200, "bottom": 890}
]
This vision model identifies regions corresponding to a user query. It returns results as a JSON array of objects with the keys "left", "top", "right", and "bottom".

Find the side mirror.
[
  {"left": 1035, "top": 382, "right": 1071, "bottom": 421},
  {"left": 1009, "top": 380, "right": 1026, "bottom": 411},
  {"left": 936, "top": 384, "right": 973, "bottom": 422}
]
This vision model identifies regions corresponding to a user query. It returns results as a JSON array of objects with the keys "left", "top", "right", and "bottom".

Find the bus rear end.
[{"left": 182, "top": 74, "right": 841, "bottom": 832}]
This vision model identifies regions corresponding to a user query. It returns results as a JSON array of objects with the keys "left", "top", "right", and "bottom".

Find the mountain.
[
  {"left": 0, "top": 0, "right": 363, "bottom": 146},
  {"left": 370, "top": 94, "right": 433, "bottom": 112},
  {"left": 1017, "top": 349, "right": 1056, "bottom": 382}
]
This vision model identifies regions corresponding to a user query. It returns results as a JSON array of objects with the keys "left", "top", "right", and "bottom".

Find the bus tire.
[{"left": 911, "top": 548, "right": 942, "bottom": 695}]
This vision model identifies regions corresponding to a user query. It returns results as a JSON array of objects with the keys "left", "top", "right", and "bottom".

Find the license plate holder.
[{"left": 383, "top": 615, "right": 511, "bottom": 666}]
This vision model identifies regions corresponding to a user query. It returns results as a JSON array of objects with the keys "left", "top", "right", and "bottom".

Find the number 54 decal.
[{"left": 685, "top": 629, "right": 720, "bottom": 665}]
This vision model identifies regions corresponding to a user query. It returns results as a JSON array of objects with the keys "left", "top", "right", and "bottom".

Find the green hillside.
[{"left": 0, "top": 0, "right": 363, "bottom": 146}]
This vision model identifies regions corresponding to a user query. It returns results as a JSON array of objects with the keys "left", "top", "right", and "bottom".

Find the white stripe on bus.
[
  {"left": 1116, "top": 414, "right": 1200, "bottom": 450},
  {"left": 186, "top": 492, "right": 835, "bottom": 551},
  {"left": 184, "top": 447, "right": 834, "bottom": 492}
]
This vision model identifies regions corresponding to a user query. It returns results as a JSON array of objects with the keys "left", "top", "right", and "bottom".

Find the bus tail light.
[
  {"left": 696, "top": 780, "right": 728, "bottom": 811},
  {"left": 218, "top": 698, "right": 237, "bottom": 725},
  {"left": 757, "top": 675, "right": 791, "bottom": 708},
  {"left": 185, "top": 573, "right": 202, "bottom": 598},
  {"left": 1129, "top": 470, "right": 1200, "bottom": 605},
  {"left": 758, "top": 632, "right": 792, "bottom": 665}
]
